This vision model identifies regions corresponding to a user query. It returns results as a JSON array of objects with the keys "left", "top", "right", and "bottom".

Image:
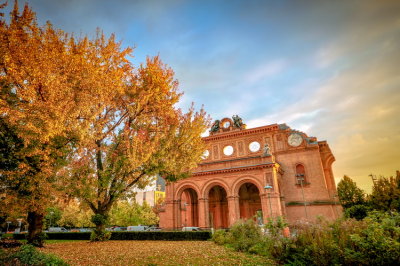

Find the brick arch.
[
  {"left": 231, "top": 176, "right": 264, "bottom": 197},
  {"left": 201, "top": 179, "right": 230, "bottom": 199},
  {"left": 175, "top": 182, "right": 201, "bottom": 200}
]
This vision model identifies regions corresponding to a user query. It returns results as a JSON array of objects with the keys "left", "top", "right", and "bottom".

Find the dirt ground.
[{"left": 40, "top": 240, "right": 273, "bottom": 265}]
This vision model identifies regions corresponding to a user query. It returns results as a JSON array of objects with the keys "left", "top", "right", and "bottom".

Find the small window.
[{"left": 295, "top": 164, "right": 308, "bottom": 185}]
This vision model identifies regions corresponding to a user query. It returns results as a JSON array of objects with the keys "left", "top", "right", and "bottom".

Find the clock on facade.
[
  {"left": 223, "top": 145, "right": 234, "bottom": 156},
  {"left": 249, "top": 141, "right": 260, "bottom": 152},
  {"left": 223, "top": 121, "right": 231, "bottom": 128},
  {"left": 288, "top": 133, "right": 303, "bottom": 147},
  {"left": 202, "top": 149, "right": 209, "bottom": 159}
]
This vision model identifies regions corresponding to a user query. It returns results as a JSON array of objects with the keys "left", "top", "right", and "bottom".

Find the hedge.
[{"left": 13, "top": 231, "right": 211, "bottom": 241}]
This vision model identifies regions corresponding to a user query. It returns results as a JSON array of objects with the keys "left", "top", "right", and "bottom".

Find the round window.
[
  {"left": 223, "top": 145, "right": 234, "bottom": 156},
  {"left": 249, "top": 141, "right": 260, "bottom": 152},
  {"left": 202, "top": 150, "right": 209, "bottom": 159},
  {"left": 223, "top": 121, "right": 230, "bottom": 128}
]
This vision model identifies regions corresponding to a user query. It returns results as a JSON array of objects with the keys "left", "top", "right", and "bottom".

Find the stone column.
[
  {"left": 227, "top": 196, "right": 240, "bottom": 226},
  {"left": 173, "top": 199, "right": 181, "bottom": 229},
  {"left": 198, "top": 198, "right": 209, "bottom": 229}
]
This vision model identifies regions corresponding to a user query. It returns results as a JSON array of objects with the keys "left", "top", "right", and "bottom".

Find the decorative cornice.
[
  {"left": 199, "top": 155, "right": 263, "bottom": 166},
  {"left": 204, "top": 124, "right": 280, "bottom": 141},
  {"left": 193, "top": 162, "right": 277, "bottom": 176}
]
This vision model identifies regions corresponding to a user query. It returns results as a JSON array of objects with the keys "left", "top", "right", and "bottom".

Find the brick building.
[{"left": 159, "top": 117, "right": 340, "bottom": 229}]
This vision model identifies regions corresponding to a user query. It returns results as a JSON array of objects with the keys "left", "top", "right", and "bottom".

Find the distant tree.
[
  {"left": 108, "top": 201, "right": 158, "bottom": 227},
  {"left": 369, "top": 171, "right": 400, "bottom": 212},
  {"left": 58, "top": 200, "right": 94, "bottom": 228},
  {"left": 337, "top": 175, "right": 366, "bottom": 209},
  {"left": 44, "top": 207, "right": 62, "bottom": 228}
]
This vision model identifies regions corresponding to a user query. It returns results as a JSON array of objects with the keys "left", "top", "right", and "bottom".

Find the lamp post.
[
  {"left": 6, "top": 221, "right": 11, "bottom": 233},
  {"left": 49, "top": 211, "right": 54, "bottom": 228},
  {"left": 264, "top": 185, "right": 273, "bottom": 218},
  {"left": 296, "top": 174, "right": 308, "bottom": 219},
  {"left": 16, "top": 218, "right": 22, "bottom": 233}
]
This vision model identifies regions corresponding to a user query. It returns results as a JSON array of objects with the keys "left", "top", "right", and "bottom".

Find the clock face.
[
  {"left": 223, "top": 121, "right": 230, "bottom": 128},
  {"left": 201, "top": 150, "right": 209, "bottom": 159},
  {"left": 223, "top": 145, "right": 234, "bottom": 156},
  {"left": 249, "top": 141, "right": 260, "bottom": 152},
  {"left": 288, "top": 133, "right": 303, "bottom": 147}
]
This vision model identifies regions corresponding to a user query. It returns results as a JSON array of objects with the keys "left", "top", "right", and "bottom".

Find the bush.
[
  {"left": 212, "top": 230, "right": 228, "bottom": 245},
  {"left": 10, "top": 244, "right": 68, "bottom": 265},
  {"left": 345, "top": 204, "right": 369, "bottom": 220},
  {"left": 90, "top": 229, "right": 111, "bottom": 242},
  {"left": 14, "top": 231, "right": 211, "bottom": 241},
  {"left": 225, "top": 219, "right": 262, "bottom": 252},
  {"left": 110, "top": 231, "right": 211, "bottom": 241},
  {"left": 212, "top": 212, "right": 400, "bottom": 265}
]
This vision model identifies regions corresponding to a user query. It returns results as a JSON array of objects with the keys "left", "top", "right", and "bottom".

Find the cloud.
[{"left": 244, "top": 60, "right": 286, "bottom": 84}]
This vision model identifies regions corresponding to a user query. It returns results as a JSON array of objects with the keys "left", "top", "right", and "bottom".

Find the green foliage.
[
  {"left": 108, "top": 201, "right": 158, "bottom": 227},
  {"left": 344, "top": 204, "right": 369, "bottom": 220},
  {"left": 369, "top": 171, "right": 400, "bottom": 212},
  {"left": 91, "top": 214, "right": 108, "bottom": 226},
  {"left": 110, "top": 231, "right": 211, "bottom": 241},
  {"left": 14, "top": 231, "right": 211, "bottom": 241},
  {"left": 44, "top": 207, "right": 62, "bottom": 228},
  {"left": 211, "top": 229, "right": 228, "bottom": 245},
  {"left": 213, "top": 212, "right": 400, "bottom": 265},
  {"left": 90, "top": 229, "right": 111, "bottom": 242},
  {"left": 10, "top": 244, "right": 68, "bottom": 266},
  {"left": 225, "top": 219, "right": 262, "bottom": 252},
  {"left": 264, "top": 216, "right": 288, "bottom": 236},
  {"left": 337, "top": 175, "right": 366, "bottom": 209}
]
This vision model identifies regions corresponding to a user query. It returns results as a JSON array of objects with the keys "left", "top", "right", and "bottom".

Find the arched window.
[{"left": 295, "top": 164, "right": 308, "bottom": 185}]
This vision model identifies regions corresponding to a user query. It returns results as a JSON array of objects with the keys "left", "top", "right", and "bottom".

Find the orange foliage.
[{"left": 0, "top": 1, "right": 210, "bottom": 234}]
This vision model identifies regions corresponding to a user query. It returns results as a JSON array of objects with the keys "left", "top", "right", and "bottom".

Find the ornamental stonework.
[{"left": 159, "top": 116, "right": 341, "bottom": 229}]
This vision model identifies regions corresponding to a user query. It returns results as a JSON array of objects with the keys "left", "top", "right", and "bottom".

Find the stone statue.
[
  {"left": 210, "top": 120, "right": 220, "bottom": 132},
  {"left": 263, "top": 143, "right": 271, "bottom": 156},
  {"left": 232, "top": 115, "right": 243, "bottom": 129}
]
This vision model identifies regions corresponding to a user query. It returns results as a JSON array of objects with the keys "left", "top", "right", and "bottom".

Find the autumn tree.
[
  {"left": 63, "top": 55, "right": 209, "bottom": 240},
  {"left": 369, "top": 171, "right": 400, "bottom": 212},
  {"left": 108, "top": 201, "right": 158, "bottom": 227},
  {"left": 337, "top": 175, "right": 366, "bottom": 209},
  {"left": 0, "top": 2, "right": 133, "bottom": 245}
]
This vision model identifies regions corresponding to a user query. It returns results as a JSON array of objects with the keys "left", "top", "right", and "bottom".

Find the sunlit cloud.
[{"left": 7, "top": 0, "right": 400, "bottom": 192}]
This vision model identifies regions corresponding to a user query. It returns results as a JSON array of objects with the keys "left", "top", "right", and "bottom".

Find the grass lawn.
[{"left": 39, "top": 240, "right": 274, "bottom": 265}]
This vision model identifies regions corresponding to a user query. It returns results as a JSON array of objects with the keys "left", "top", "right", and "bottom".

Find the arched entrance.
[
  {"left": 239, "top": 183, "right": 262, "bottom": 223},
  {"left": 208, "top": 186, "right": 229, "bottom": 228},
  {"left": 180, "top": 188, "right": 199, "bottom": 227}
]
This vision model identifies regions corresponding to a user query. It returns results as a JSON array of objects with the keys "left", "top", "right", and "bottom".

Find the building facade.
[
  {"left": 159, "top": 117, "right": 340, "bottom": 229},
  {"left": 133, "top": 175, "right": 165, "bottom": 207}
]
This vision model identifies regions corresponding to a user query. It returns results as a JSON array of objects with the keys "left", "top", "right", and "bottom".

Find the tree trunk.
[
  {"left": 91, "top": 208, "right": 111, "bottom": 241},
  {"left": 27, "top": 211, "right": 45, "bottom": 247}
]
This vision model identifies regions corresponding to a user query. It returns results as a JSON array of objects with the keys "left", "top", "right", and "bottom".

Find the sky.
[{"left": 6, "top": 0, "right": 400, "bottom": 192}]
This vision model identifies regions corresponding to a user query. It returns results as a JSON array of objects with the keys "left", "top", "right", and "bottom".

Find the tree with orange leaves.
[
  {"left": 1, "top": 1, "right": 209, "bottom": 244},
  {"left": 63, "top": 56, "right": 209, "bottom": 240}
]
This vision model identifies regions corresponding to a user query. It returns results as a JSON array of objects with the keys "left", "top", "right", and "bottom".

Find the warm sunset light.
[
  {"left": 1, "top": 1, "right": 399, "bottom": 264},
  {"left": 4, "top": 0, "right": 396, "bottom": 192}
]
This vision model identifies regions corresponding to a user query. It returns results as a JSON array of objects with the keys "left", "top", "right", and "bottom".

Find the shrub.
[
  {"left": 11, "top": 244, "right": 68, "bottom": 265},
  {"left": 14, "top": 231, "right": 212, "bottom": 241},
  {"left": 90, "top": 229, "right": 111, "bottom": 242},
  {"left": 226, "top": 219, "right": 262, "bottom": 252},
  {"left": 344, "top": 204, "right": 369, "bottom": 220},
  {"left": 110, "top": 231, "right": 211, "bottom": 241},
  {"left": 212, "top": 230, "right": 228, "bottom": 245}
]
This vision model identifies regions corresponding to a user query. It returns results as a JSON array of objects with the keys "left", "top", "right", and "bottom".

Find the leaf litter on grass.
[{"left": 40, "top": 240, "right": 274, "bottom": 265}]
